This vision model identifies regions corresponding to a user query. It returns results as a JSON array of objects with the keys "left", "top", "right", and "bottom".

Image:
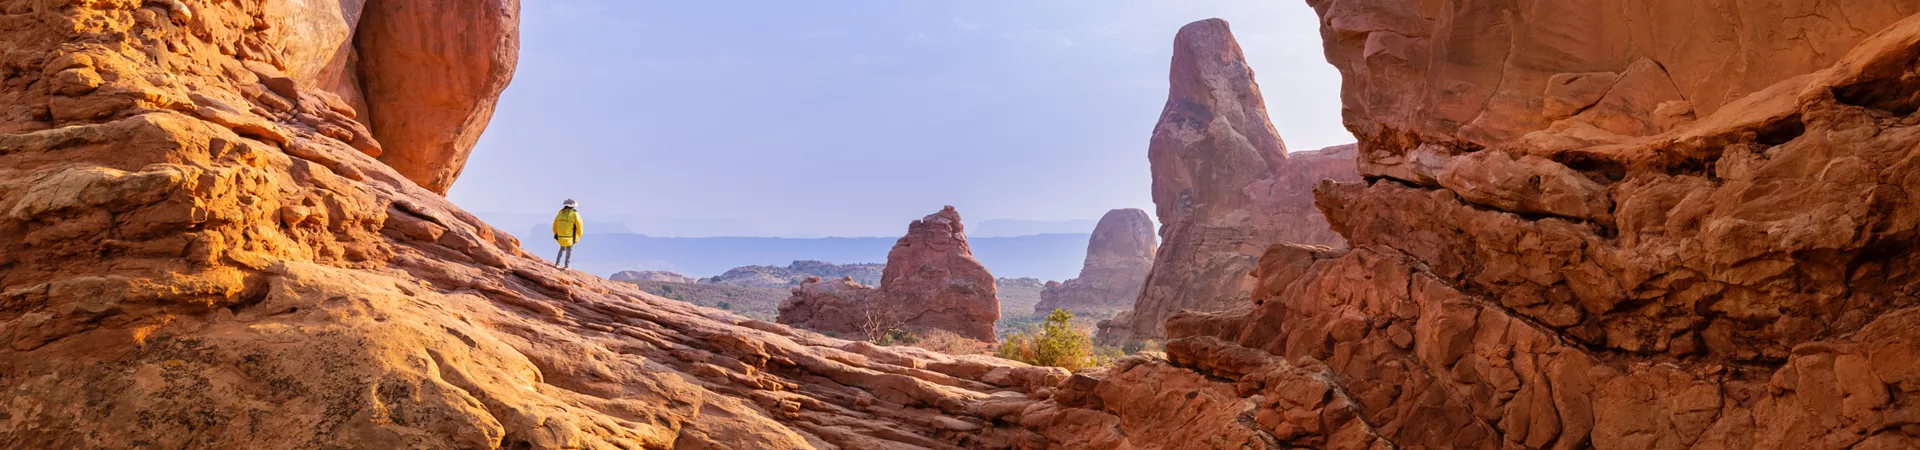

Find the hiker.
[{"left": 552, "top": 199, "right": 583, "bottom": 269}]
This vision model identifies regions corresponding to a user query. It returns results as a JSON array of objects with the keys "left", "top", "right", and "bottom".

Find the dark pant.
[{"left": 555, "top": 245, "right": 573, "bottom": 268}]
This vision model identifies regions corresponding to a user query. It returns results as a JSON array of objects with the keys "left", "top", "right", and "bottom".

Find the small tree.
[
  {"left": 717, "top": 301, "right": 732, "bottom": 310},
  {"left": 996, "top": 308, "right": 1095, "bottom": 371},
  {"left": 859, "top": 306, "right": 906, "bottom": 344}
]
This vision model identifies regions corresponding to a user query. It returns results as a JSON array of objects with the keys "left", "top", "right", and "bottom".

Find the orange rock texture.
[
  {"left": 1033, "top": 208, "right": 1155, "bottom": 316},
  {"left": 1119, "top": 3, "right": 1920, "bottom": 448},
  {"left": 236, "top": 0, "right": 516, "bottom": 194},
  {"left": 0, "top": 2, "right": 1060, "bottom": 448},
  {"left": 1099, "top": 19, "right": 1362, "bottom": 344},
  {"left": 357, "top": 0, "right": 519, "bottom": 194},
  {"left": 778, "top": 206, "right": 1002, "bottom": 342},
  {"left": 10, "top": 0, "right": 1920, "bottom": 448}
]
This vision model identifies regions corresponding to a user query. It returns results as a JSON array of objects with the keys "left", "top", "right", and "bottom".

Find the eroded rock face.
[
  {"left": 879, "top": 206, "right": 1001, "bottom": 341},
  {"left": 1034, "top": 209, "right": 1155, "bottom": 316},
  {"left": 1102, "top": 19, "right": 1361, "bottom": 343},
  {"left": 776, "top": 276, "right": 882, "bottom": 337},
  {"left": 251, "top": 0, "right": 518, "bottom": 194},
  {"left": 775, "top": 207, "right": 1001, "bottom": 342},
  {"left": 1314, "top": 0, "right": 1920, "bottom": 150},
  {"left": 0, "top": 3, "right": 1076, "bottom": 448},
  {"left": 1072, "top": 4, "right": 1920, "bottom": 449},
  {"left": 358, "top": 0, "right": 519, "bottom": 194}
]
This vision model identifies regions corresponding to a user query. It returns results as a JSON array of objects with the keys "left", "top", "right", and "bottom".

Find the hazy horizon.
[{"left": 449, "top": 0, "right": 1348, "bottom": 238}]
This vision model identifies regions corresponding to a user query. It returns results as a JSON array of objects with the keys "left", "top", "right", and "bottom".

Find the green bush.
[
  {"left": 875, "top": 329, "right": 920, "bottom": 346},
  {"left": 996, "top": 309, "right": 1096, "bottom": 371},
  {"left": 717, "top": 301, "right": 733, "bottom": 310}
]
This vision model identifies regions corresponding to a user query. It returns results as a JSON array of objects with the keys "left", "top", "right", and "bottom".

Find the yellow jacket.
[{"left": 552, "top": 208, "right": 583, "bottom": 247}]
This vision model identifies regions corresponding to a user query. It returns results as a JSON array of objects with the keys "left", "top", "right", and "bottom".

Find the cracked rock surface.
[{"left": 9, "top": 0, "right": 1920, "bottom": 449}]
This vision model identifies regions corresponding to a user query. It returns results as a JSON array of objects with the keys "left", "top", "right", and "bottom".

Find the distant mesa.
[
  {"left": 995, "top": 277, "right": 1047, "bottom": 319},
  {"left": 1034, "top": 208, "right": 1155, "bottom": 317},
  {"left": 608, "top": 270, "right": 695, "bottom": 283},
  {"left": 706, "top": 260, "right": 884, "bottom": 289},
  {"left": 1098, "top": 19, "right": 1361, "bottom": 344},
  {"left": 778, "top": 206, "right": 1001, "bottom": 341}
]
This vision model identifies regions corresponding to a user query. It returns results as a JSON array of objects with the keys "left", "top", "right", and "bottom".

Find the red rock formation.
[
  {"left": 252, "top": 0, "right": 518, "bottom": 194},
  {"left": 1033, "top": 209, "right": 1155, "bottom": 316},
  {"left": 879, "top": 206, "right": 1001, "bottom": 341},
  {"left": 776, "top": 276, "right": 883, "bottom": 337},
  {"left": 2, "top": 3, "right": 1072, "bottom": 448},
  {"left": 775, "top": 206, "right": 1001, "bottom": 342},
  {"left": 1101, "top": 19, "right": 1362, "bottom": 343},
  {"left": 16, "top": 0, "right": 1920, "bottom": 447},
  {"left": 358, "top": 0, "right": 520, "bottom": 194},
  {"left": 1057, "top": 4, "right": 1920, "bottom": 449}
]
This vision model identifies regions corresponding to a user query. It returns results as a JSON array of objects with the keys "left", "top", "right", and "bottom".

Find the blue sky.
[{"left": 449, "top": 0, "right": 1348, "bottom": 238}]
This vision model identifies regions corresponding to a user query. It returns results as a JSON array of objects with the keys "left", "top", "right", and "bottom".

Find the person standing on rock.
[{"left": 552, "top": 199, "right": 583, "bottom": 269}]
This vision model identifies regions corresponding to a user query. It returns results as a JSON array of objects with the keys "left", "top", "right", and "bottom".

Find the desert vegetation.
[{"left": 995, "top": 309, "right": 1102, "bottom": 370}]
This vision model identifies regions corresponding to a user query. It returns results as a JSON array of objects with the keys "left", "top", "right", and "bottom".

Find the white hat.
[{"left": 563, "top": 199, "right": 578, "bottom": 207}]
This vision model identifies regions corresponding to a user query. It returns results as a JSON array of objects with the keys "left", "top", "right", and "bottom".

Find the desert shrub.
[
  {"left": 910, "top": 329, "right": 992, "bottom": 355},
  {"left": 996, "top": 309, "right": 1097, "bottom": 371},
  {"left": 875, "top": 329, "right": 920, "bottom": 346},
  {"left": 717, "top": 301, "right": 732, "bottom": 310},
  {"left": 860, "top": 307, "right": 905, "bottom": 343},
  {"left": 1121, "top": 339, "right": 1161, "bottom": 355}
]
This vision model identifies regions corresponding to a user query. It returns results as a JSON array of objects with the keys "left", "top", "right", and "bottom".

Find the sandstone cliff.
[
  {"left": 13, "top": 0, "right": 1920, "bottom": 448},
  {"left": 1033, "top": 209, "right": 1155, "bottom": 316},
  {"left": 0, "top": 3, "right": 1067, "bottom": 448},
  {"left": 1074, "top": 4, "right": 1920, "bottom": 448},
  {"left": 1100, "top": 19, "right": 1362, "bottom": 344}
]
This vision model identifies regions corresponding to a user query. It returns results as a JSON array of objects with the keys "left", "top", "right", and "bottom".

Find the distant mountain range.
[
  {"left": 472, "top": 212, "right": 1117, "bottom": 239},
  {"left": 519, "top": 230, "right": 1091, "bottom": 281},
  {"left": 970, "top": 219, "right": 1102, "bottom": 238}
]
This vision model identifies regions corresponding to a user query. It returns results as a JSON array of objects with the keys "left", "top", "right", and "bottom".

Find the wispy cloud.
[{"left": 952, "top": 17, "right": 984, "bottom": 32}]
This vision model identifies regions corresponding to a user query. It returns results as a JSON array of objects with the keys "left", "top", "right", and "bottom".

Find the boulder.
[
  {"left": 775, "top": 276, "right": 882, "bottom": 338},
  {"left": 878, "top": 206, "right": 1001, "bottom": 341},
  {"left": 357, "top": 0, "right": 520, "bottom": 194},
  {"left": 258, "top": 0, "right": 517, "bottom": 194},
  {"left": 1033, "top": 208, "right": 1155, "bottom": 316}
]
